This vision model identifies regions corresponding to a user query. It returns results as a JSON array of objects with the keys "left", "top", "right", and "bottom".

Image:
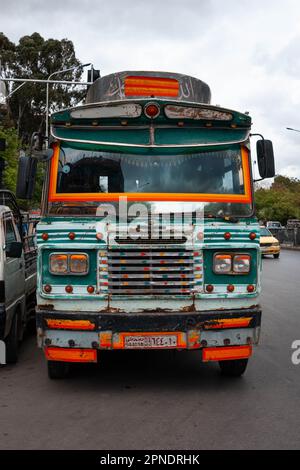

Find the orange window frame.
[{"left": 48, "top": 144, "right": 252, "bottom": 204}]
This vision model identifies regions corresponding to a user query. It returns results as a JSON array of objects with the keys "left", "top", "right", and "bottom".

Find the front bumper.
[
  {"left": 37, "top": 306, "right": 261, "bottom": 353},
  {"left": 261, "top": 246, "right": 280, "bottom": 255}
]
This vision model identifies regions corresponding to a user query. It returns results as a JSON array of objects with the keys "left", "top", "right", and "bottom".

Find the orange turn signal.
[
  {"left": 202, "top": 345, "right": 252, "bottom": 362},
  {"left": 45, "top": 347, "right": 97, "bottom": 363}
]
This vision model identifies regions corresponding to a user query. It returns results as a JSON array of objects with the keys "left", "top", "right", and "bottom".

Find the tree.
[
  {"left": 255, "top": 175, "right": 300, "bottom": 224},
  {"left": 0, "top": 32, "right": 84, "bottom": 142}
]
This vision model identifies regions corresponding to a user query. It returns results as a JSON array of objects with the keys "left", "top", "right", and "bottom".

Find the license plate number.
[{"left": 124, "top": 334, "right": 178, "bottom": 349}]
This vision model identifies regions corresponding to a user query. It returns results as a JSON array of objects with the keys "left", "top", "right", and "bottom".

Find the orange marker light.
[
  {"left": 42, "top": 233, "right": 49, "bottom": 241},
  {"left": 125, "top": 76, "right": 179, "bottom": 97},
  {"left": 65, "top": 285, "right": 73, "bottom": 294}
]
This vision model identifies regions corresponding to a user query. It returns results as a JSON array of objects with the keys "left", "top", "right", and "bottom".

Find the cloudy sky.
[{"left": 1, "top": 0, "right": 300, "bottom": 178}]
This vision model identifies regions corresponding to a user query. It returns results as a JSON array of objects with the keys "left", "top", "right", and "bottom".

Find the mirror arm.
[{"left": 250, "top": 133, "right": 265, "bottom": 140}]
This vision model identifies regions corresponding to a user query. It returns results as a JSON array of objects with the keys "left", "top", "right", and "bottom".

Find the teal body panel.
[{"left": 36, "top": 217, "right": 261, "bottom": 306}]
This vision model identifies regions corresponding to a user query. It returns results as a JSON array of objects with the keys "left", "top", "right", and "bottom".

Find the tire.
[
  {"left": 47, "top": 360, "right": 70, "bottom": 379},
  {"left": 273, "top": 253, "right": 280, "bottom": 259},
  {"left": 5, "top": 314, "right": 19, "bottom": 364},
  {"left": 219, "top": 359, "right": 248, "bottom": 377}
]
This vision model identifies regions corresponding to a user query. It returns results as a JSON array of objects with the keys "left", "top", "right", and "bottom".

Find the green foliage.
[
  {"left": 0, "top": 32, "right": 83, "bottom": 142},
  {"left": 0, "top": 126, "right": 20, "bottom": 192},
  {"left": 255, "top": 176, "right": 300, "bottom": 224},
  {"left": 0, "top": 32, "right": 84, "bottom": 209}
]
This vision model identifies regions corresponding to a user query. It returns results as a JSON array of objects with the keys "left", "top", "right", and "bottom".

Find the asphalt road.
[{"left": 1, "top": 249, "right": 300, "bottom": 450}]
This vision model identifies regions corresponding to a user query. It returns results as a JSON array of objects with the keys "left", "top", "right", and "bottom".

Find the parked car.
[
  {"left": 260, "top": 226, "right": 280, "bottom": 258},
  {"left": 266, "top": 221, "right": 284, "bottom": 230}
]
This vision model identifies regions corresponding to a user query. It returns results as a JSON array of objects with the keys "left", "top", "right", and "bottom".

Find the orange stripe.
[
  {"left": 46, "top": 319, "right": 95, "bottom": 330},
  {"left": 204, "top": 317, "right": 252, "bottom": 330},
  {"left": 44, "top": 347, "right": 97, "bottom": 363},
  {"left": 202, "top": 345, "right": 252, "bottom": 362}
]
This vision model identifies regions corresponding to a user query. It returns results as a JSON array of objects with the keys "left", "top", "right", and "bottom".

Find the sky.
[{"left": 1, "top": 0, "right": 300, "bottom": 178}]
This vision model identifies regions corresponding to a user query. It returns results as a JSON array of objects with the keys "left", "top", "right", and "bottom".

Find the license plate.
[{"left": 123, "top": 333, "right": 178, "bottom": 349}]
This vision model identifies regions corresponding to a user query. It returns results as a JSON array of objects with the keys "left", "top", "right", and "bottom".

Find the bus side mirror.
[
  {"left": 256, "top": 139, "right": 275, "bottom": 178},
  {"left": 16, "top": 156, "right": 37, "bottom": 199}
]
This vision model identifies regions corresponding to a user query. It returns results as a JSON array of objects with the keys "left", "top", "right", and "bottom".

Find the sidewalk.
[{"left": 281, "top": 244, "right": 300, "bottom": 251}]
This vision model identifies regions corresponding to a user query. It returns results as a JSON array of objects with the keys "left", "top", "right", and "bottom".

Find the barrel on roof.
[{"left": 85, "top": 71, "right": 211, "bottom": 105}]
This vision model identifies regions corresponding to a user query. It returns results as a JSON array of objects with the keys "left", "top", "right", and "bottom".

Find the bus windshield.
[{"left": 48, "top": 144, "right": 252, "bottom": 217}]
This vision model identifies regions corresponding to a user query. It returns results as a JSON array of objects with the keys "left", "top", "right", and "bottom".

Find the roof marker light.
[{"left": 125, "top": 76, "right": 179, "bottom": 97}]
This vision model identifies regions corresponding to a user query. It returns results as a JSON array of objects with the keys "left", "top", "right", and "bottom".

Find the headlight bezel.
[
  {"left": 49, "top": 252, "right": 89, "bottom": 276},
  {"left": 213, "top": 252, "right": 251, "bottom": 275}
]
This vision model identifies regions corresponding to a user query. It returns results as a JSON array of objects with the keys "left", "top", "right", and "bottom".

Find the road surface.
[{"left": 0, "top": 250, "right": 299, "bottom": 450}]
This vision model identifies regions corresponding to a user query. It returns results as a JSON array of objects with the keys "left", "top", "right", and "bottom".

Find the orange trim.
[
  {"left": 113, "top": 331, "right": 186, "bottom": 350},
  {"left": 44, "top": 347, "right": 97, "bottom": 362},
  {"left": 48, "top": 144, "right": 252, "bottom": 204},
  {"left": 202, "top": 345, "right": 252, "bottom": 362},
  {"left": 204, "top": 317, "right": 252, "bottom": 330},
  {"left": 125, "top": 76, "right": 179, "bottom": 97},
  {"left": 45, "top": 319, "right": 95, "bottom": 330}
]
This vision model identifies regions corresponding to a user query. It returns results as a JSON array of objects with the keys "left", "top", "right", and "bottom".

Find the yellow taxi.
[{"left": 260, "top": 226, "right": 280, "bottom": 258}]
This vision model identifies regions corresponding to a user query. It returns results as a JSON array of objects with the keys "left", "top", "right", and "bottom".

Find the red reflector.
[
  {"left": 144, "top": 103, "right": 160, "bottom": 119},
  {"left": 125, "top": 76, "right": 179, "bottom": 97},
  {"left": 202, "top": 345, "right": 252, "bottom": 362}
]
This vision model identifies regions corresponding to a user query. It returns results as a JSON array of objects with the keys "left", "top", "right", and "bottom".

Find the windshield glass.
[
  {"left": 260, "top": 227, "right": 272, "bottom": 237},
  {"left": 48, "top": 144, "right": 252, "bottom": 217}
]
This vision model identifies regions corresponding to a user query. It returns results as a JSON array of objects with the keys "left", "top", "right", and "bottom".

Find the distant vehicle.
[
  {"left": 286, "top": 219, "right": 300, "bottom": 228},
  {"left": 260, "top": 226, "right": 280, "bottom": 258},
  {"left": 266, "top": 221, "right": 284, "bottom": 230}
]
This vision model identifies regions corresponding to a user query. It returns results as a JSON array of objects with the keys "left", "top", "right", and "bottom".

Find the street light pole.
[
  {"left": 45, "top": 63, "right": 91, "bottom": 140},
  {"left": 286, "top": 127, "right": 300, "bottom": 133}
]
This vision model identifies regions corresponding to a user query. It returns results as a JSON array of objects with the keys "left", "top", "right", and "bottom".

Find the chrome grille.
[{"left": 102, "top": 247, "right": 202, "bottom": 296}]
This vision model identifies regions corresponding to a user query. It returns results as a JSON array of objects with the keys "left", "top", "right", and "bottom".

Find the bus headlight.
[
  {"left": 213, "top": 254, "right": 232, "bottom": 274},
  {"left": 49, "top": 254, "right": 68, "bottom": 274},
  {"left": 233, "top": 254, "right": 251, "bottom": 273},
  {"left": 70, "top": 254, "right": 89, "bottom": 274}
]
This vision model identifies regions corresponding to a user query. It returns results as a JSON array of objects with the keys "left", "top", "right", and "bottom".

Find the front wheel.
[
  {"left": 273, "top": 253, "right": 280, "bottom": 259},
  {"left": 219, "top": 359, "right": 248, "bottom": 377},
  {"left": 47, "top": 361, "right": 70, "bottom": 379}
]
